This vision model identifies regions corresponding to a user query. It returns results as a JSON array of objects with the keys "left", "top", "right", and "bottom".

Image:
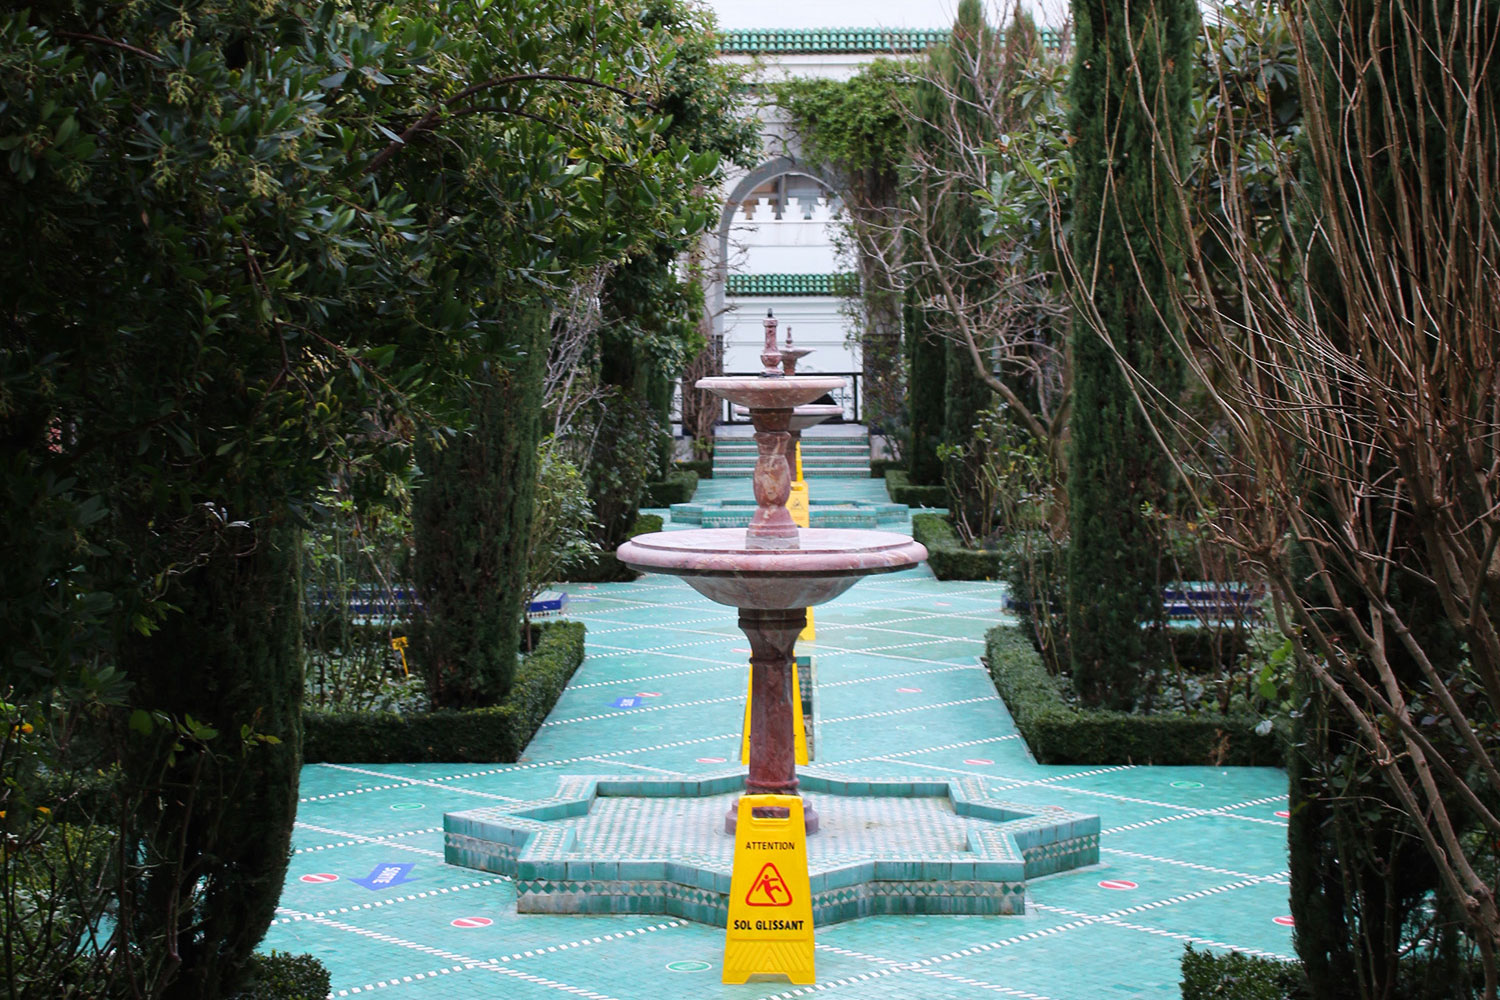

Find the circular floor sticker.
[
  {"left": 1273, "top": 916, "right": 1295, "bottom": 927},
  {"left": 389, "top": 802, "right": 426, "bottom": 811},
  {"left": 300, "top": 873, "right": 339, "bottom": 884},
  {"left": 732, "top": 648, "right": 750, "bottom": 653},
  {"left": 963, "top": 758, "right": 994, "bottom": 766},
  {"left": 1169, "top": 780, "right": 1204, "bottom": 789},
  {"left": 896, "top": 687, "right": 922, "bottom": 694},
  {"left": 935, "top": 602, "right": 951, "bottom": 607},
  {"left": 666, "top": 960, "right": 712, "bottom": 973},
  {"left": 636, "top": 691, "right": 662, "bottom": 698},
  {"left": 1275, "top": 809, "right": 1291, "bottom": 818},
  {"left": 1099, "top": 879, "right": 1138, "bottom": 891},
  {"left": 451, "top": 916, "right": 493, "bottom": 929},
  {"left": 633, "top": 724, "right": 664, "bottom": 732},
  {"left": 696, "top": 756, "right": 727, "bottom": 764}
]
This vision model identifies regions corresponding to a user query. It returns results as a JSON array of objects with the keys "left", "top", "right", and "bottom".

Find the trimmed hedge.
[
  {"left": 643, "top": 469, "right": 699, "bottom": 506},
  {"left": 1181, "top": 946, "right": 1306, "bottom": 1000},
  {"left": 304, "top": 621, "right": 586, "bottom": 763},
  {"left": 234, "top": 952, "right": 333, "bottom": 1000},
  {"left": 561, "top": 513, "right": 664, "bottom": 582},
  {"left": 912, "top": 513, "right": 1002, "bottom": 580},
  {"left": 885, "top": 468, "right": 948, "bottom": 507},
  {"left": 984, "top": 626, "right": 1282, "bottom": 766},
  {"left": 870, "top": 458, "right": 900, "bottom": 479},
  {"left": 676, "top": 458, "right": 712, "bottom": 479}
]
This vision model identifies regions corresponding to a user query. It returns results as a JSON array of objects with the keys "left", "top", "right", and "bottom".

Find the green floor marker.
[
  {"left": 633, "top": 724, "right": 664, "bottom": 732},
  {"left": 1169, "top": 780, "right": 1204, "bottom": 789},
  {"left": 666, "top": 961, "right": 711, "bottom": 973},
  {"left": 389, "top": 802, "right": 426, "bottom": 810}
]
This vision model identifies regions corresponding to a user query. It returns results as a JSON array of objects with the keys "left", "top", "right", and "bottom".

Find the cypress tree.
[
  {"left": 120, "top": 523, "right": 303, "bottom": 999},
  {"left": 412, "top": 305, "right": 548, "bottom": 707},
  {"left": 1064, "top": 0, "right": 1193, "bottom": 709},
  {"left": 904, "top": 293, "right": 946, "bottom": 485}
]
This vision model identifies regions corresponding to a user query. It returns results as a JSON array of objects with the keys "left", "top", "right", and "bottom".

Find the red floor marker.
[
  {"left": 697, "top": 756, "right": 727, "bottom": 764},
  {"left": 300, "top": 873, "right": 339, "bottom": 884},
  {"left": 637, "top": 691, "right": 662, "bottom": 698},
  {"left": 1273, "top": 916, "right": 1295, "bottom": 927},
  {"left": 963, "top": 758, "right": 994, "bottom": 766},
  {"left": 451, "top": 916, "right": 493, "bottom": 928},
  {"left": 896, "top": 687, "right": 922, "bottom": 693},
  {"left": 1098, "top": 879, "right": 1138, "bottom": 890},
  {"left": 1275, "top": 810, "right": 1290, "bottom": 818}
]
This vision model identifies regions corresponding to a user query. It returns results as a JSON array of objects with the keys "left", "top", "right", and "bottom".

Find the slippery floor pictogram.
[{"left": 745, "top": 862, "right": 792, "bottom": 906}]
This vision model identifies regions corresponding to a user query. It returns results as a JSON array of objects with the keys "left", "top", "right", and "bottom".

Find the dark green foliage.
[
  {"left": 120, "top": 526, "right": 304, "bottom": 1000},
  {"left": 560, "top": 514, "right": 664, "bottom": 583},
  {"left": 305, "top": 622, "right": 585, "bottom": 764},
  {"left": 884, "top": 469, "right": 950, "bottom": 508},
  {"left": 413, "top": 310, "right": 548, "bottom": 709},
  {"left": 912, "top": 514, "right": 1002, "bottom": 580},
  {"left": 869, "top": 459, "right": 901, "bottom": 479},
  {"left": 904, "top": 299, "right": 947, "bottom": 486},
  {"left": 676, "top": 459, "right": 713, "bottom": 479},
  {"left": 1065, "top": 0, "right": 1196, "bottom": 709},
  {"left": 1180, "top": 946, "right": 1306, "bottom": 1000},
  {"left": 642, "top": 470, "right": 699, "bottom": 506},
  {"left": 233, "top": 953, "right": 332, "bottom": 1000},
  {"left": 985, "top": 627, "right": 1280, "bottom": 766}
]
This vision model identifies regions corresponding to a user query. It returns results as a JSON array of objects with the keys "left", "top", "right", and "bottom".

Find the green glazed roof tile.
[
  {"left": 716, "top": 27, "right": 1062, "bottom": 55},
  {"left": 725, "top": 272, "right": 859, "bottom": 296}
]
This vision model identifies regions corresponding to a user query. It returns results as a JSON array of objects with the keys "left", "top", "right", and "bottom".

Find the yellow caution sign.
[
  {"left": 390, "top": 636, "right": 410, "bottom": 675},
  {"left": 723, "top": 795, "right": 815, "bottom": 985},
  {"left": 741, "top": 664, "right": 807, "bottom": 765}
]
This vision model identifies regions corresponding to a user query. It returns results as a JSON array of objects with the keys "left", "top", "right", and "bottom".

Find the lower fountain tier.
[
  {"left": 616, "top": 528, "right": 927, "bottom": 608},
  {"left": 443, "top": 770, "right": 1101, "bottom": 926}
]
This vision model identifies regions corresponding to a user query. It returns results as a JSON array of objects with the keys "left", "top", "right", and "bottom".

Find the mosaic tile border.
[{"left": 443, "top": 768, "right": 1099, "bottom": 926}]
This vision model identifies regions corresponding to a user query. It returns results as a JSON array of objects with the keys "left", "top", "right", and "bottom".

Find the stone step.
[
  {"left": 715, "top": 466, "right": 870, "bottom": 478},
  {"left": 714, "top": 454, "right": 869, "bottom": 466}
]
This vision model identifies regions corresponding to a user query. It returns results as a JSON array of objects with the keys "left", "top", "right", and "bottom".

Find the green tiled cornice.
[
  {"left": 716, "top": 27, "right": 1063, "bottom": 55},
  {"left": 726, "top": 272, "right": 859, "bottom": 297}
]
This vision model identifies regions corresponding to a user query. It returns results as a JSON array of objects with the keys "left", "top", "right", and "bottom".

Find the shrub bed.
[
  {"left": 869, "top": 458, "right": 901, "bottom": 479},
  {"left": 560, "top": 513, "right": 663, "bottom": 582},
  {"left": 912, "top": 513, "right": 1002, "bottom": 580},
  {"left": 984, "top": 626, "right": 1283, "bottom": 766},
  {"left": 234, "top": 952, "right": 333, "bottom": 1000},
  {"left": 884, "top": 468, "right": 948, "bottom": 507},
  {"left": 676, "top": 458, "right": 712, "bottom": 478},
  {"left": 643, "top": 470, "right": 698, "bottom": 506},
  {"left": 304, "top": 620, "right": 586, "bottom": 763},
  {"left": 1180, "top": 946, "right": 1306, "bottom": 1000}
]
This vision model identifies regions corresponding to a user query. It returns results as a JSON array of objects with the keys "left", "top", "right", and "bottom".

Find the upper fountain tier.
[
  {"left": 695, "top": 375, "right": 844, "bottom": 411},
  {"left": 617, "top": 527, "right": 925, "bottom": 608}
]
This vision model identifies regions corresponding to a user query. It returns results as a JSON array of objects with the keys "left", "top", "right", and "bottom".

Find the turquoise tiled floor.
[{"left": 266, "top": 474, "right": 1292, "bottom": 998}]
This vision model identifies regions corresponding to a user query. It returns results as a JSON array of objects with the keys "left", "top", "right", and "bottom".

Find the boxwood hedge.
[
  {"left": 884, "top": 468, "right": 948, "bottom": 508},
  {"left": 984, "top": 626, "right": 1283, "bottom": 766},
  {"left": 304, "top": 620, "right": 586, "bottom": 764},
  {"left": 912, "top": 513, "right": 1002, "bottom": 580},
  {"left": 643, "top": 470, "right": 698, "bottom": 506},
  {"left": 676, "top": 458, "right": 712, "bottom": 478},
  {"left": 1180, "top": 946, "right": 1306, "bottom": 999}
]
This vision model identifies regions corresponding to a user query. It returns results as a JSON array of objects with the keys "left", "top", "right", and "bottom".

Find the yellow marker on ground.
[
  {"left": 390, "top": 636, "right": 410, "bottom": 675},
  {"left": 723, "top": 795, "right": 815, "bottom": 985},
  {"left": 741, "top": 665, "right": 808, "bottom": 766},
  {"left": 787, "top": 441, "right": 815, "bottom": 642}
]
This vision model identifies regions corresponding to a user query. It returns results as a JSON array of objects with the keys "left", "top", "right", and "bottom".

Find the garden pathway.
[{"left": 266, "top": 474, "right": 1293, "bottom": 999}]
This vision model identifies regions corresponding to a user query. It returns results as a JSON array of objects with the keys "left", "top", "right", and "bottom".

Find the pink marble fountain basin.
[
  {"left": 616, "top": 528, "right": 927, "bottom": 609},
  {"left": 731, "top": 402, "right": 844, "bottom": 428},
  {"left": 696, "top": 375, "right": 846, "bottom": 410}
]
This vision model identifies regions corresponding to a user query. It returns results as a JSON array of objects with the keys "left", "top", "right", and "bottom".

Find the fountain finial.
[{"left": 760, "top": 308, "right": 783, "bottom": 377}]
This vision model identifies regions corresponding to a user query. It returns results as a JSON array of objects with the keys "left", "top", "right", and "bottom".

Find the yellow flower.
[
  {"left": 19, "top": 723, "right": 32, "bottom": 735},
  {"left": 35, "top": 806, "right": 50, "bottom": 817}
]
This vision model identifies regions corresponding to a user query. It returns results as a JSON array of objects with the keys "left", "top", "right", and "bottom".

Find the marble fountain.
[{"left": 443, "top": 311, "right": 1100, "bottom": 925}]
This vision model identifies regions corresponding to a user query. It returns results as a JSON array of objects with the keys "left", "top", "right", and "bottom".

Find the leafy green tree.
[{"left": 1064, "top": 0, "right": 1195, "bottom": 709}]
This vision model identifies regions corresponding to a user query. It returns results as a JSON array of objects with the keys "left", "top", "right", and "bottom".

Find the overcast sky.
[{"left": 703, "top": 0, "right": 1070, "bottom": 30}]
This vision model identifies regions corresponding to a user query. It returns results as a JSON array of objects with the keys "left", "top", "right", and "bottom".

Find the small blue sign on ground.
[
  {"left": 351, "top": 863, "right": 416, "bottom": 891},
  {"left": 611, "top": 696, "right": 643, "bottom": 709}
]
